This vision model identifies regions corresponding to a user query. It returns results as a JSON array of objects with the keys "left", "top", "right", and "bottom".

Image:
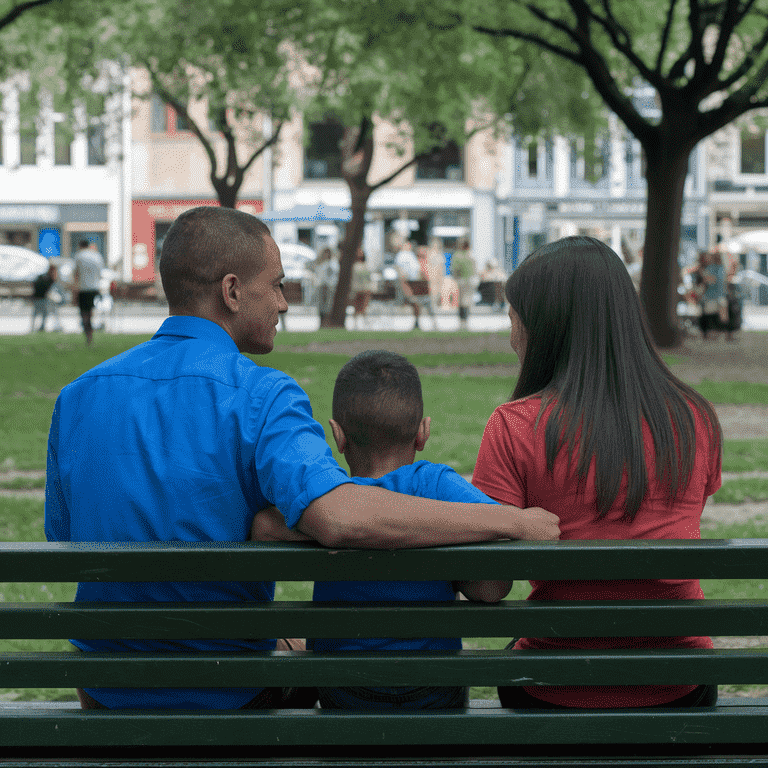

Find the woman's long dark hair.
[{"left": 506, "top": 236, "right": 721, "bottom": 520}]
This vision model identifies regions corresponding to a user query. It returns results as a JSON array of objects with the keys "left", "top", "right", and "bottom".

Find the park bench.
[{"left": 1, "top": 538, "right": 768, "bottom": 767}]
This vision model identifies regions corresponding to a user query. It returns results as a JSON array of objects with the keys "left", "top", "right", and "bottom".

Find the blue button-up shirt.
[{"left": 45, "top": 315, "right": 350, "bottom": 708}]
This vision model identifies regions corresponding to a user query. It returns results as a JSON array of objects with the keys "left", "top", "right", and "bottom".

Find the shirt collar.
[{"left": 152, "top": 315, "right": 239, "bottom": 353}]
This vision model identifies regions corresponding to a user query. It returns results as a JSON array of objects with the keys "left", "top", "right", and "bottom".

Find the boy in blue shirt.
[{"left": 310, "top": 350, "right": 512, "bottom": 709}]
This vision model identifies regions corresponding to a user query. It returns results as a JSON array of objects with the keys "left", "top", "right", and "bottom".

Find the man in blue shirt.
[{"left": 45, "top": 206, "right": 559, "bottom": 710}]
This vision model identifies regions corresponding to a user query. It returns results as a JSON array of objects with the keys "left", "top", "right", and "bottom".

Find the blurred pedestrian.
[
  {"left": 30, "top": 264, "right": 58, "bottom": 333},
  {"left": 394, "top": 240, "right": 421, "bottom": 282},
  {"left": 314, "top": 247, "right": 339, "bottom": 328},
  {"left": 694, "top": 250, "right": 726, "bottom": 340},
  {"left": 424, "top": 238, "right": 445, "bottom": 311},
  {"left": 478, "top": 259, "right": 506, "bottom": 311},
  {"left": 450, "top": 239, "right": 475, "bottom": 330},
  {"left": 73, "top": 240, "right": 105, "bottom": 345},
  {"left": 723, "top": 248, "right": 743, "bottom": 341},
  {"left": 351, "top": 248, "right": 373, "bottom": 329}
]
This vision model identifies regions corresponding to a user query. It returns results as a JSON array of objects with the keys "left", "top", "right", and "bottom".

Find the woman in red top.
[{"left": 472, "top": 236, "right": 722, "bottom": 709}]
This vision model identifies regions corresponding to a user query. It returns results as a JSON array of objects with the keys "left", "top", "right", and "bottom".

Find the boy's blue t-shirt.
[{"left": 309, "top": 460, "right": 499, "bottom": 654}]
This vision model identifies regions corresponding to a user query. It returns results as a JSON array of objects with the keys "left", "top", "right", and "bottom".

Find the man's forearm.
[{"left": 297, "top": 485, "right": 559, "bottom": 549}]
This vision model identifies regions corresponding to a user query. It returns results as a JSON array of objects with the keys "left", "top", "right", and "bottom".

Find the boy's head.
[{"left": 331, "top": 351, "right": 427, "bottom": 468}]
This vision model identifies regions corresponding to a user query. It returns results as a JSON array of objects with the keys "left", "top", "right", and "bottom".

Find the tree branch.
[
  {"left": 472, "top": 9, "right": 653, "bottom": 146},
  {"left": 0, "top": 0, "right": 54, "bottom": 31},
  {"left": 656, "top": 0, "right": 681, "bottom": 73},
  {"left": 686, "top": 0, "right": 705, "bottom": 76},
  {"left": 471, "top": 24, "right": 583, "bottom": 65},
  {"left": 240, "top": 120, "right": 284, "bottom": 175},
  {"left": 709, "top": 9, "right": 768, "bottom": 95},
  {"left": 707, "top": 0, "right": 753, "bottom": 78},
  {"left": 150, "top": 73, "right": 220, "bottom": 179},
  {"left": 568, "top": 0, "right": 656, "bottom": 85},
  {"left": 368, "top": 154, "right": 421, "bottom": 193}
]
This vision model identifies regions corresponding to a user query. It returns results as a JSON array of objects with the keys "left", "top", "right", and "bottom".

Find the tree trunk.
[
  {"left": 328, "top": 186, "right": 371, "bottom": 327},
  {"left": 639, "top": 137, "right": 691, "bottom": 349},
  {"left": 213, "top": 179, "right": 239, "bottom": 209},
  {"left": 327, "top": 122, "right": 375, "bottom": 328}
]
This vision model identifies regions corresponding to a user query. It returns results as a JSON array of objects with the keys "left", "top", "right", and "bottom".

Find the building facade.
[
  {"left": 0, "top": 73, "right": 132, "bottom": 278},
  {"left": 8, "top": 62, "right": 766, "bottom": 291}
]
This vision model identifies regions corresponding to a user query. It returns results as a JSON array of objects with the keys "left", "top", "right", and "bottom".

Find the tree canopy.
[{"left": 288, "top": 0, "right": 599, "bottom": 325}]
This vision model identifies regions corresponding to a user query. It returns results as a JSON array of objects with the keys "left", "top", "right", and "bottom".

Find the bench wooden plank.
[
  {"left": 1, "top": 540, "right": 767, "bottom": 582},
  {"left": 1, "top": 706, "right": 768, "bottom": 747},
  {"left": 3, "top": 648, "right": 768, "bottom": 688},
  {"left": 4, "top": 599, "right": 768, "bottom": 639}
]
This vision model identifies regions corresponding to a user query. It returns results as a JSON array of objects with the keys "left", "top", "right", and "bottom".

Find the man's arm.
[
  {"left": 296, "top": 484, "right": 559, "bottom": 549},
  {"left": 250, "top": 506, "right": 313, "bottom": 542}
]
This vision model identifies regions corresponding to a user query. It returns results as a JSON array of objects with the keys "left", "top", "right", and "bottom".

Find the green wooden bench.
[{"left": 1, "top": 539, "right": 768, "bottom": 767}]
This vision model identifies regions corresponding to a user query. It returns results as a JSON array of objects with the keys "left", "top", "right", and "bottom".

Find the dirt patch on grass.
[{"left": 292, "top": 332, "right": 768, "bottom": 439}]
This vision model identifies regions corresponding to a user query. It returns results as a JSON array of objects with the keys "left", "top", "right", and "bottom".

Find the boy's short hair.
[{"left": 333, "top": 350, "right": 423, "bottom": 449}]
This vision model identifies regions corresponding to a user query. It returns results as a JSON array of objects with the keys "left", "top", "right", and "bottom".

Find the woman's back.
[{"left": 472, "top": 235, "right": 723, "bottom": 708}]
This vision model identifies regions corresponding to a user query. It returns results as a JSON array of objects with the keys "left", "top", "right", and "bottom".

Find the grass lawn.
[{"left": 1, "top": 333, "right": 765, "bottom": 475}]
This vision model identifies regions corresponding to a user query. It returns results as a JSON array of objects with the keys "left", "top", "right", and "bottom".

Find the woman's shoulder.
[{"left": 489, "top": 395, "right": 546, "bottom": 426}]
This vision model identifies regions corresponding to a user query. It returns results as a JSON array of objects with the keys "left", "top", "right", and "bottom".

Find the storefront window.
[
  {"left": 741, "top": 128, "right": 766, "bottom": 175},
  {"left": 151, "top": 94, "right": 168, "bottom": 133},
  {"left": 55, "top": 123, "right": 72, "bottom": 165},
  {"left": 19, "top": 127, "right": 36, "bottom": 165},
  {"left": 527, "top": 141, "right": 538, "bottom": 177},
  {"left": 53, "top": 94, "right": 72, "bottom": 165},
  {"left": 18, "top": 91, "right": 37, "bottom": 166},
  {"left": 305, "top": 117, "right": 344, "bottom": 179},
  {"left": 571, "top": 131, "right": 607, "bottom": 184},
  {"left": 416, "top": 140, "right": 464, "bottom": 181}
]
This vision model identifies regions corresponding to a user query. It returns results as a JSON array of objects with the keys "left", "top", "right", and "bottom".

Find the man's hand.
[
  {"left": 250, "top": 506, "right": 314, "bottom": 543},
  {"left": 512, "top": 507, "right": 560, "bottom": 541}
]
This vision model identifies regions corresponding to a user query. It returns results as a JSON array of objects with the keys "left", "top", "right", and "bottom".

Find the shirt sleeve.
[
  {"left": 428, "top": 465, "right": 499, "bottom": 504},
  {"left": 251, "top": 374, "right": 351, "bottom": 528},
  {"left": 44, "top": 398, "right": 71, "bottom": 542},
  {"left": 472, "top": 407, "right": 528, "bottom": 507}
]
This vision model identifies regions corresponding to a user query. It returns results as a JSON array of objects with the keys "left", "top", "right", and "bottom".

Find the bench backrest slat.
[
  {"left": 1, "top": 540, "right": 767, "bottom": 581},
  {"left": 3, "top": 648, "right": 768, "bottom": 688},
  {"left": 4, "top": 598, "right": 768, "bottom": 639},
  {"left": 2, "top": 707, "right": 768, "bottom": 748}
]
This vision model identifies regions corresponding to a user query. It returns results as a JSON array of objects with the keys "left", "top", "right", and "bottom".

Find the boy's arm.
[{"left": 454, "top": 580, "right": 513, "bottom": 603}]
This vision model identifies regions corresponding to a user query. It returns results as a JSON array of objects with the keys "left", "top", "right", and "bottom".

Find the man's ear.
[
  {"left": 329, "top": 419, "right": 347, "bottom": 454},
  {"left": 415, "top": 416, "right": 431, "bottom": 452},
  {"left": 221, "top": 273, "right": 240, "bottom": 313}
]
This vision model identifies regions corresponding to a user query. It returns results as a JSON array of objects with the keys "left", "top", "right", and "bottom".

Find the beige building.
[{"left": 129, "top": 67, "right": 507, "bottom": 281}]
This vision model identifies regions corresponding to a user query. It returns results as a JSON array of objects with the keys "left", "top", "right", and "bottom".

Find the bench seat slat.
[
  {"left": 2, "top": 648, "right": 768, "bottom": 687},
  {"left": 1, "top": 706, "right": 767, "bottom": 747},
  {"left": 4, "top": 599, "right": 768, "bottom": 639},
  {"left": 1, "top": 540, "right": 768, "bottom": 582}
]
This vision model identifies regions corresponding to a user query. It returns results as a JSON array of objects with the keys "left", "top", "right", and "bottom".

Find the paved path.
[{"left": 3, "top": 301, "right": 768, "bottom": 336}]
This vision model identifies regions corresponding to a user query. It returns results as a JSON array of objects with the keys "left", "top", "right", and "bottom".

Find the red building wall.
[{"left": 131, "top": 199, "right": 264, "bottom": 282}]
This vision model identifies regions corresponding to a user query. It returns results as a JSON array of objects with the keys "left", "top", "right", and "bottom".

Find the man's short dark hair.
[
  {"left": 78, "top": 239, "right": 91, "bottom": 250},
  {"left": 333, "top": 350, "right": 423, "bottom": 449},
  {"left": 159, "top": 206, "right": 272, "bottom": 310}
]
